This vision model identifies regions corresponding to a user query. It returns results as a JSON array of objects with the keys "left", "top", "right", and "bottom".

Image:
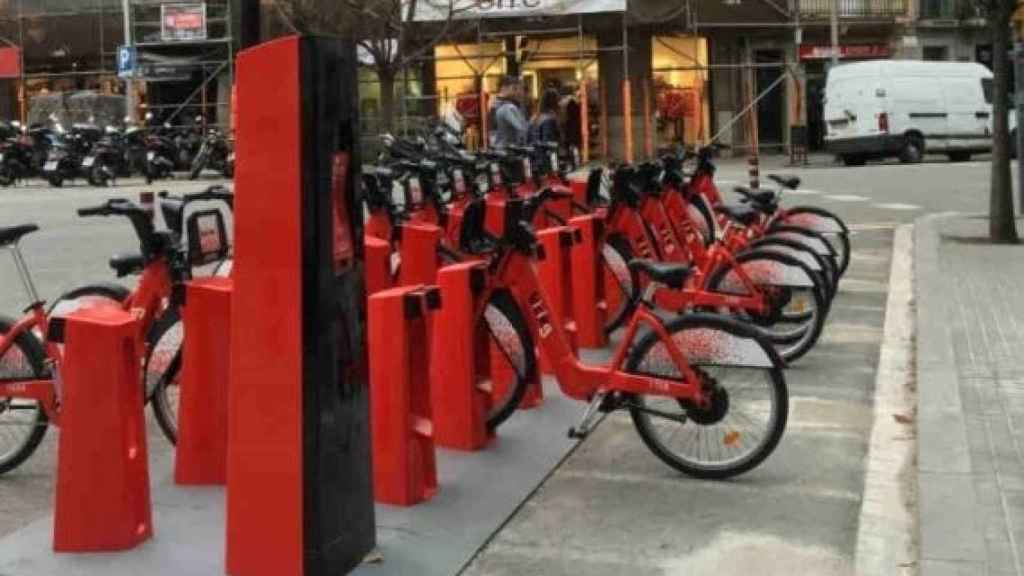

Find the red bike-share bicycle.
[
  {"left": 453, "top": 192, "right": 789, "bottom": 478},
  {"left": 0, "top": 193, "right": 231, "bottom": 474}
]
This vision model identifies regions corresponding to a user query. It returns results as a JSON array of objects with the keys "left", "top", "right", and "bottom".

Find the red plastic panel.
[
  {"left": 176, "top": 277, "right": 232, "bottom": 486},
  {"left": 227, "top": 36, "right": 304, "bottom": 576},
  {"left": 54, "top": 307, "right": 150, "bottom": 552}
]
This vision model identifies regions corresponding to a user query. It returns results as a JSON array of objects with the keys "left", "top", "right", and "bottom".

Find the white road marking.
[
  {"left": 873, "top": 203, "right": 921, "bottom": 211},
  {"left": 786, "top": 188, "right": 823, "bottom": 195},
  {"left": 848, "top": 222, "right": 900, "bottom": 232},
  {"left": 854, "top": 223, "right": 916, "bottom": 575},
  {"left": 825, "top": 194, "right": 870, "bottom": 202}
]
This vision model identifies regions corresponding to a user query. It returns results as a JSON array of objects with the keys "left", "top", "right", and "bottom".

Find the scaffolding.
[{"left": 126, "top": 0, "right": 234, "bottom": 129}]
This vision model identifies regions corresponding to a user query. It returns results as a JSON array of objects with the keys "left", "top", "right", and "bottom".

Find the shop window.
[{"left": 652, "top": 35, "right": 710, "bottom": 149}]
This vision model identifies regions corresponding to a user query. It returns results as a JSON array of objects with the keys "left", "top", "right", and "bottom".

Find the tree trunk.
[
  {"left": 990, "top": 7, "right": 1019, "bottom": 243},
  {"left": 379, "top": 70, "right": 397, "bottom": 135}
]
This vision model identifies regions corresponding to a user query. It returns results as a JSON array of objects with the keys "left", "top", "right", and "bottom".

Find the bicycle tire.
[
  {"left": 687, "top": 193, "right": 717, "bottom": 246},
  {"left": 773, "top": 207, "right": 850, "bottom": 276},
  {"left": 764, "top": 226, "right": 841, "bottom": 289},
  {"left": 601, "top": 234, "right": 639, "bottom": 335},
  {"left": 144, "top": 306, "right": 182, "bottom": 444},
  {"left": 625, "top": 312, "right": 788, "bottom": 480},
  {"left": 747, "top": 236, "right": 836, "bottom": 303},
  {"left": 48, "top": 283, "right": 130, "bottom": 317},
  {"left": 482, "top": 290, "right": 536, "bottom": 430},
  {"left": 705, "top": 249, "right": 827, "bottom": 365},
  {"left": 0, "top": 314, "right": 50, "bottom": 476}
]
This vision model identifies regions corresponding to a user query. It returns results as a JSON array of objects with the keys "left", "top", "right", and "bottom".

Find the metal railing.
[{"left": 799, "top": 0, "right": 908, "bottom": 18}]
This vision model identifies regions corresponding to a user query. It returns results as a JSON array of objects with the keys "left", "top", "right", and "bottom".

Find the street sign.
[
  {"left": 161, "top": 3, "right": 208, "bottom": 42},
  {"left": 117, "top": 46, "right": 137, "bottom": 79}
]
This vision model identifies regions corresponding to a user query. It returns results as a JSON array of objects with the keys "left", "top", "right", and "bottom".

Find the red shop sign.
[{"left": 799, "top": 44, "right": 890, "bottom": 60}]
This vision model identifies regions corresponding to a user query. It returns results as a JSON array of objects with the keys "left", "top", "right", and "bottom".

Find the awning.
[{"left": 406, "top": 0, "right": 627, "bottom": 23}]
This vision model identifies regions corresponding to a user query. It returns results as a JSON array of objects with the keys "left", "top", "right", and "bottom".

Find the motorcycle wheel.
[
  {"left": 90, "top": 165, "right": 109, "bottom": 187},
  {"left": 189, "top": 152, "right": 206, "bottom": 180},
  {"left": 47, "top": 174, "right": 63, "bottom": 188},
  {"left": 0, "top": 168, "right": 13, "bottom": 187}
]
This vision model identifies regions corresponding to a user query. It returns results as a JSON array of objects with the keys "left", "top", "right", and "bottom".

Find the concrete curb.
[
  {"left": 854, "top": 224, "right": 917, "bottom": 576},
  {"left": 914, "top": 213, "right": 986, "bottom": 574}
]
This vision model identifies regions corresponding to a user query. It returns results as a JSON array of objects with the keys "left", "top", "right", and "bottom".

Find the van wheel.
[
  {"left": 899, "top": 134, "right": 924, "bottom": 164},
  {"left": 842, "top": 155, "right": 866, "bottom": 167},
  {"left": 948, "top": 151, "right": 971, "bottom": 162}
]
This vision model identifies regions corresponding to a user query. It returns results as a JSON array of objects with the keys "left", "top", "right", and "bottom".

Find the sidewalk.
[{"left": 917, "top": 215, "right": 1024, "bottom": 575}]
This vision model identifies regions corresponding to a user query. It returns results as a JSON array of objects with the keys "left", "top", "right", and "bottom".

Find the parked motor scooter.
[
  {"left": 84, "top": 126, "right": 128, "bottom": 186},
  {"left": 0, "top": 122, "right": 36, "bottom": 186},
  {"left": 144, "top": 120, "right": 178, "bottom": 184}
]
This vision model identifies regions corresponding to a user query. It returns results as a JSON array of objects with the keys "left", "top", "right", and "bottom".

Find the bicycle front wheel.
[
  {"left": 145, "top": 307, "right": 182, "bottom": 445},
  {"left": 480, "top": 290, "right": 536, "bottom": 430},
  {"left": 0, "top": 316, "right": 49, "bottom": 475},
  {"left": 624, "top": 313, "right": 788, "bottom": 480}
]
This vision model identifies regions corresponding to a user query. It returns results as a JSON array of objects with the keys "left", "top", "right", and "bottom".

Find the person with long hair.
[{"left": 528, "top": 88, "right": 561, "bottom": 145}]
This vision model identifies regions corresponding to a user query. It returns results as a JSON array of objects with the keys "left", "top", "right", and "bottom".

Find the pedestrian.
[
  {"left": 529, "top": 88, "right": 561, "bottom": 145},
  {"left": 489, "top": 76, "right": 528, "bottom": 148}
]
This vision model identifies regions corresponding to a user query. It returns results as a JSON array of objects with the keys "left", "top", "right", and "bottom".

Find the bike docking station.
[
  {"left": 50, "top": 306, "right": 152, "bottom": 552},
  {"left": 176, "top": 276, "right": 232, "bottom": 486},
  {"left": 0, "top": 33, "right": 583, "bottom": 576}
]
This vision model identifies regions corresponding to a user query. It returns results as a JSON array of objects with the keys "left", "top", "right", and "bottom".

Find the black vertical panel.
[
  {"left": 299, "top": 36, "right": 375, "bottom": 576},
  {"left": 236, "top": 0, "right": 261, "bottom": 50}
]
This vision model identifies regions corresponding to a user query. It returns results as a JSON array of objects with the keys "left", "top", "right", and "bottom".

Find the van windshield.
[{"left": 982, "top": 78, "right": 994, "bottom": 104}]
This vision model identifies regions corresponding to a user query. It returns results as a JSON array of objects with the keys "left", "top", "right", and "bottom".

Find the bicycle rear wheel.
[
  {"left": 481, "top": 290, "right": 536, "bottom": 430},
  {"left": 624, "top": 313, "right": 788, "bottom": 480},
  {"left": 0, "top": 316, "right": 49, "bottom": 475}
]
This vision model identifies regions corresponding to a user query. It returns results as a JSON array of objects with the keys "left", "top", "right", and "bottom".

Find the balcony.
[
  {"left": 919, "top": 0, "right": 983, "bottom": 20},
  {"left": 799, "top": 0, "right": 908, "bottom": 19}
]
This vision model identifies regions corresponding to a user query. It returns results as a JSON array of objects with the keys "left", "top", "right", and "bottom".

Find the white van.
[{"left": 824, "top": 60, "right": 1013, "bottom": 165}]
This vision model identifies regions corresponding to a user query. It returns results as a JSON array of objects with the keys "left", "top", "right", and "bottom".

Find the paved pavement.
[
  {"left": 917, "top": 214, "right": 1024, "bottom": 576},
  {"left": 0, "top": 158, "right": 1017, "bottom": 574}
]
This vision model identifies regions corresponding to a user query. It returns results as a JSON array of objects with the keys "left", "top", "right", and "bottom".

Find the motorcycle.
[
  {"left": 144, "top": 122, "right": 178, "bottom": 184},
  {"left": 42, "top": 122, "right": 102, "bottom": 187},
  {"left": 0, "top": 122, "right": 35, "bottom": 186},
  {"left": 84, "top": 126, "right": 129, "bottom": 186},
  {"left": 189, "top": 127, "right": 233, "bottom": 179}
]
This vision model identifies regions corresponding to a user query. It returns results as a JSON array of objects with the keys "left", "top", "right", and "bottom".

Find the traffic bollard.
[
  {"left": 430, "top": 262, "right": 493, "bottom": 451},
  {"left": 175, "top": 277, "right": 232, "bottom": 486},
  {"left": 570, "top": 214, "right": 608, "bottom": 348},
  {"left": 52, "top": 306, "right": 152, "bottom": 552},
  {"left": 369, "top": 285, "right": 441, "bottom": 506}
]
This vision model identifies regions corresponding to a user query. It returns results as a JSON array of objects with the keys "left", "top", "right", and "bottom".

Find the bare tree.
[
  {"left": 976, "top": 0, "right": 1018, "bottom": 242},
  {"left": 270, "top": 0, "right": 472, "bottom": 132}
]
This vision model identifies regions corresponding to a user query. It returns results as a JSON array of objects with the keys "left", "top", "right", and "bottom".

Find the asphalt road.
[{"left": 0, "top": 157, "right": 1015, "bottom": 570}]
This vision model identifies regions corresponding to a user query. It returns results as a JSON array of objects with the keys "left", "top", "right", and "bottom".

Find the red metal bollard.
[
  {"left": 175, "top": 277, "right": 232, "bottom": 486},
  {"left": 536, "top": 227, "right": 579, "bottom": 377},
  {"left": 397, "top": 223, "right": 442, "bottom": 287},
  {"left": 369, "top": 285, "right": 440, "bottom": 506},
  {"left": 430, "top": 262, "right": 493, "bottom": 451},
  {"left": 364, "top": 235, "right": 393, "bottom": 296},
  {"left": 53, "top": 306, "right": 152, "bottom": 552},
  {"left": 570, "top": 214, "right": 608, "bottom": 348}
]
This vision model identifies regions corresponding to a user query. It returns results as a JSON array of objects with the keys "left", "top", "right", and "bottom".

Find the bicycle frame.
[{"left": 485, "top": 242, "right": 708, "bottom": 406}]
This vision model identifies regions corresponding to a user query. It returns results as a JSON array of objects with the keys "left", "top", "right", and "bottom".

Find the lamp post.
[{"left": 122, "top": 0, "right": 136, "bottom": 122}]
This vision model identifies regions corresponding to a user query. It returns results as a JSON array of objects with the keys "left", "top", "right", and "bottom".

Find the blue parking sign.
[{"left": 117, "top": 46, "right": 136, "bottom": 79}]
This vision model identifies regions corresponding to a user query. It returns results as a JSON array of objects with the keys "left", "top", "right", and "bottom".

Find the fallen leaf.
[{"left": 893, "top": 413, "right": 914, "bottom": 425}]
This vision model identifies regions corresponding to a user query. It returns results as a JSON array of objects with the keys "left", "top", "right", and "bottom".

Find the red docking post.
[
  {"left": 52, "top": 307, "right": 152, "bottom": 552},
  {"left": 364, "top": 235, "right": 393, "bottom": 296},
  {"left": 175, "top": 277, "right": 233, "bottom": 486},
  {"left": 569, "top": 213, "right": 608, "bottom": 348},
  {"left": 536, "top": 226, "right": 579, "bottom": 376},
  {"left": 369, "top": 285, "right": 441, "bottom": 506},
  {"left": 430, "top": 261, "right": 493, "bottom": 451},
  {"left": 396, "top": 222, "right": 442, "bottom": 287}
]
